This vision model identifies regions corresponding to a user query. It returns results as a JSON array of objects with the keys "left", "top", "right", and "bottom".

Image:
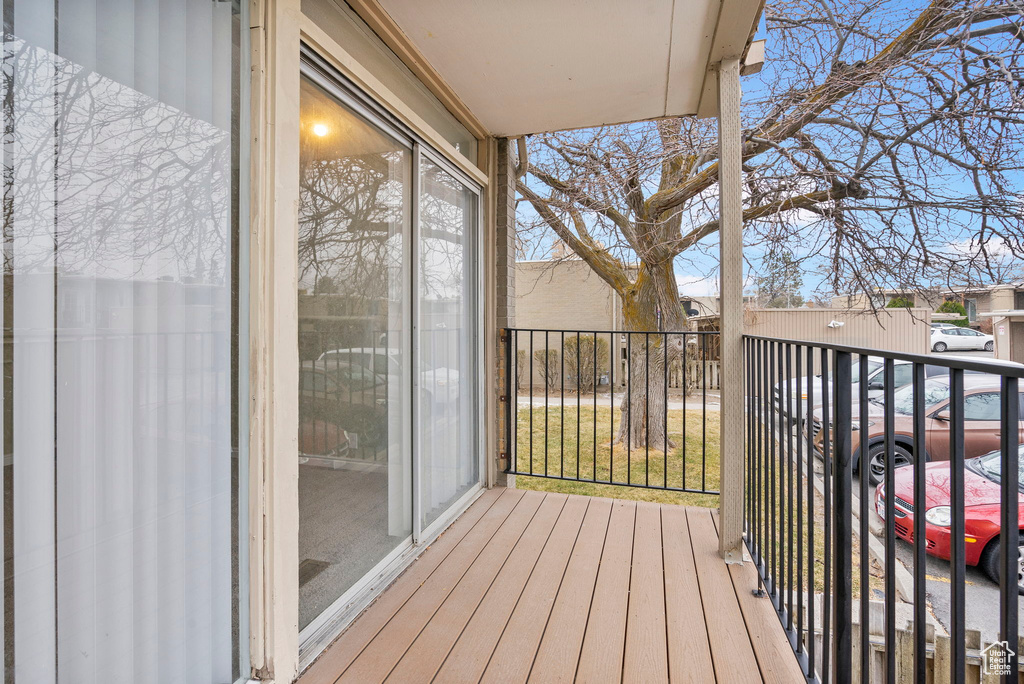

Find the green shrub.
[
  {"left": 886, "top": 295, "right": 914, "bottom": 308},
  {"left": 563, "top": 335, "right": 610, "bottom": 393},
  {"left": 936, "top": 300, "right": 969, "bottom": 327}
]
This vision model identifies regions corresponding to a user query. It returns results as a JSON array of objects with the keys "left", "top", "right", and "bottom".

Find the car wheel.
[
  {"left": 867, "top": 441, "right": 914, "bottom": 486},
  {"left": 933, "top": 341, "right": 948, "bottom": 352},
  {"left": 985, "top": 341, "right": 994, "bottom": 352},
  {"left": 980, "top": 532, "right": 1024, "bottom": 594}
]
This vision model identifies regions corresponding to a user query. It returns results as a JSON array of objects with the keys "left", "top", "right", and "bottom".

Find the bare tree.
[{"left": 516, "top": 0, "right": 1024, "bottom": 447}]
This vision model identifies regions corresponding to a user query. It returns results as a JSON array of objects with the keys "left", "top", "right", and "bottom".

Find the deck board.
[
  {"left": 575, "top": 499, "right": 636, "bottom": 683},
  {"left": 436, "top": 494, "right": 589, "bottom": 684},
  {"left": 484, "top": 496, "right": 611, "bottom": 684},
  {"left": 338, "top": 489, "right": 543, "bottom": 683},
  {"left": 622, "top": 502, "right": 669, "bottom": 684},
  {"left": 384, "top": 492, "right": 567, "bottom": 682},
  {"left": 298, "top": 490, "right": 802, "bottom": 684},
  {"left": 661, "top": 505, "right": 716, "bottom": 683}
]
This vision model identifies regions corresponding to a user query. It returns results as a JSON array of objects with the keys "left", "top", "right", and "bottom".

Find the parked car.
[
  {"left": 318, "top": 347, "right": 460, "bottom": 409},
  {"left": 808, "top": 356, "right": 1024, "bottom": 438},
  {"left": 300, "top": 359, "right": 388, "bottom": 446},
  {"left": 812, "top": 374, "right": 1024, "bottom": 484},
  {"left": 774, "top": 356, "right": 884, "bottom": 417},
  {"left": 875, "top": 445, "right": 1024, "bottom": 590},
  {"left": 931, "top": 326, "right": 994, "bottom": 352}
]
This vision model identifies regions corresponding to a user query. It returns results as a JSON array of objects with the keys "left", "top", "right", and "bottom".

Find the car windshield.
[
  {"left": 969, "top": 447, "right": 1024, "bottom": 492},
  {"left": 891, "top": 378, "right": 951, "bottom": 415}
]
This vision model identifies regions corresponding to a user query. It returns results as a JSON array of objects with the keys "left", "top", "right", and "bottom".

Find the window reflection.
[{"left": 297, "top": 77, "right": 411, "bottom": 630}]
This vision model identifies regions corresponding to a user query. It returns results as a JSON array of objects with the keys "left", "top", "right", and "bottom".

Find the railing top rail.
[
  {"left": 743, "top": 333, "right": 1024, "bottom": 378},
  {"left": 505, "top": 327, "right": 719, "bottom": 336}
]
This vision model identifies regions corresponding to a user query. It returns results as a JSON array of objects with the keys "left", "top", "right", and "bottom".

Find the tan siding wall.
[
  {"left": 744, "top": 307, "right": 932, "bottom": 355},
  {"left": 515, "top": 261, "right": 619, "bottom": 332}
]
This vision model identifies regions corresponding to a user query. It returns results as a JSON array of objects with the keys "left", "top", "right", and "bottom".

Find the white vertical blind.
[
  {"left": 418, "top": 157, "right": 478, "bottom": 528},
  {"left": 4, "top": 0, "right": 240, "bottom": 681}
]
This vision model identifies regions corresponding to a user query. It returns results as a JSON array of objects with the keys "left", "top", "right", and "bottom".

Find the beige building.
[
  {"left": 831, "top": 284, "right": 1024, "bottom": 327},
  {"left": 516, "top": 259, "right": 625, "bottom": 332}
]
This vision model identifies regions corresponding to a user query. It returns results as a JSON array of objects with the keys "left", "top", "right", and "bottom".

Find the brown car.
[{"left": 811, "top": 374, "right": 1024, "bottom": 485}]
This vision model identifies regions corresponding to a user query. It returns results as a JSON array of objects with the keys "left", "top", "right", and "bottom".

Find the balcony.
[{"left": 297, "top": 487, "right": 804, "bottom": 683}]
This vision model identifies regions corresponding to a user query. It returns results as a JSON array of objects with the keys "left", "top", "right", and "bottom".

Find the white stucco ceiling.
[{"left": 376, "top": 0, "right": 763, "bottom": 136}]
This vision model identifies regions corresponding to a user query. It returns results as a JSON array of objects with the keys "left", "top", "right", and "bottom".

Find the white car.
[
  {"left": 930, "top": 327, "right": 994, "bottom": 352},
  {"left": 318, "top": 347, "right": 460, "bottom": 406}
]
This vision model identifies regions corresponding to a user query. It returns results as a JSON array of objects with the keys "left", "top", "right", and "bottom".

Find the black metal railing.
[
  {"left": 503, "top": 328, "right": 720, "bottom": 496},
  {"left": 745, "top": 335, "right": 1023, "bottom": 683}
]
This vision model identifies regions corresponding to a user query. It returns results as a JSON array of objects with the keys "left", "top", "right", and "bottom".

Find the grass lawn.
[{"left": 513, "top": 403, "right": 720, "bottom": 508}]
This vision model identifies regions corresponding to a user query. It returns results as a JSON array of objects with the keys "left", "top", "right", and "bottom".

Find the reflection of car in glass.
[
  {"left": 812, "top": 375, "right": 1024, "bottom": 485},
  {"left": 298, "top": 418, "right": 349, "bottom": 459},
  {"left": 931, "top": 326, "right": 994, "bottom": 352},
  {"left": 318, "top": 347, "right": 460, "bottom": 408},
  {"left": 875, "top": 445, "right": 1024, "bottom": 590},
  {"left": 300, "top": 359, "right": 388, "bottom": 446}
]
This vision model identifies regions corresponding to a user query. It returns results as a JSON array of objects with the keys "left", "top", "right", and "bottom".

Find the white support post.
[{"left": 717, "top": 58, "right": 745, "bottom": 563}]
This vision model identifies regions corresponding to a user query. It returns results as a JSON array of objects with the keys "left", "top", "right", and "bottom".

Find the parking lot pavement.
[{"left": 891, "top": 527, "right": 1022, "bottom": 643}]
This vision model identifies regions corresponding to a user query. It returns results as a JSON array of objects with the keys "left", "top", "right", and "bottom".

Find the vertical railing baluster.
[
  {"left": 858, "top": 354, "right": 870, "bottom": 683},
  {"left": 833, "top": 351, "right": 853, "bottom": 682},
  {"left": 883, "top": 358, "right": 896, "bottom": 684},
  {"left": 593, "top": 332, "right": 598, "bottom": 482},
  {"left": 786, "top": 343, "right": 794, "bottom": 630},
  {"left": 561, "top": 331, "right": 565, "bottom": 478},
  {"left": 545, "top": 330, "right": 549, "bottom": 477},
  {"left": 949, "top": 367, "right": 966, "bottom": 684},
  {"left": 609, "top": 332, "right": 613, "bottom": 483},
  {"left": 795, "top": 344, "right": 804, "bottom": 657},
  {"left": 645, "top": 332, "right": 650, "bottom": 487},
  {"left": 576, "top": 332, "right": 581, "bottom": 481},
  {"left": 682, "top": 333, "right": 688, "bottom": 490},
  {"left": 821, "top": 347, "right": 832, "bottom": 683},
  {"left": 806, "top": 343, "right": 816, "bottom": 679},
  {"left": 627, "top": 332, "right": 632, "bottom": 484},
  {"left": 529, "top": 331, "right": 534, "bottom": 475},
  {"left": 664, "top": 333, "right": 669, "bottom": 490},
  {"left": 912, "top": 361, "right": 927, "bottom": 683},
  {"left": 703, "top": 334, "right": 708, "bottom": 492},
  {"left": 999, "top": 375, "right": 1019, "bottom": 684}
]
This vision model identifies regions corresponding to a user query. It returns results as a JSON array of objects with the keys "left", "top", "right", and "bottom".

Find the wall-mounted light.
[
  {"left": 312, "top": 123, "right": 329, "bottom": 137},
  {"left": 827, "top": 320, "right": 845, "bottom": 329}
]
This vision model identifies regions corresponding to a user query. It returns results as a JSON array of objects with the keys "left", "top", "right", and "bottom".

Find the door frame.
[{"left": 248, "top": 2, "right": 490, "bottom": 679}]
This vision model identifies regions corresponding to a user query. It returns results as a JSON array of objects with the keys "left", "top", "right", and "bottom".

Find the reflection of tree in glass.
[
  {"left": 419, "top": 160, "right": 470, "bottom": 303},
  {"left": 4, "top": 38, "right": 231, "bottom": 283}
]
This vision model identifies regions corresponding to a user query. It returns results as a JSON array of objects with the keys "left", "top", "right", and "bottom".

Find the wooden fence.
[{"left": 808, "top": 598, "right": 1023, "bottom": 683}]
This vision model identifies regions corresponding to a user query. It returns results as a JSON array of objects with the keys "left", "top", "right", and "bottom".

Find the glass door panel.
[
  {"left": 418, "top": 156, "right": 479, "bottom": 529},
  {"left": 297, "top": 76, "right": 412, "bottom": 630}
]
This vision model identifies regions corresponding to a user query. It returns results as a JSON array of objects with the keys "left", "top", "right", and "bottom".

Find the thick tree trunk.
[{"left": 614, "top": 261, "right": 687, "bottom": 449}]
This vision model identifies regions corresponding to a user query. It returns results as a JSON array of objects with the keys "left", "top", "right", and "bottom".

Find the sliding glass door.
[
  {"left": 297, "top": 75, "right": 413, "bottom": 631},
  {"left": 418, "top": 156, "right": 480, "bottom": 530},
  {"left": 297, "top": 57, "right": 480, "bottom": 639}
]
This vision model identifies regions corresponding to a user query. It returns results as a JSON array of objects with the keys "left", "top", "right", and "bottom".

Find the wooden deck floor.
[{"left": 297, "top": 488, "right": 805, "bottom": 684}]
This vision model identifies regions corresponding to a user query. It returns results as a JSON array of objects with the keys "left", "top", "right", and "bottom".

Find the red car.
[{"left": 875, "top": 445, "right": 1024, "bottom": 590}]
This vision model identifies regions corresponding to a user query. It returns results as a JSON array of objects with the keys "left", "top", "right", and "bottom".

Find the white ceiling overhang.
[{"left": 374, "top": 0, "right": 764, "bottom": 136}]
